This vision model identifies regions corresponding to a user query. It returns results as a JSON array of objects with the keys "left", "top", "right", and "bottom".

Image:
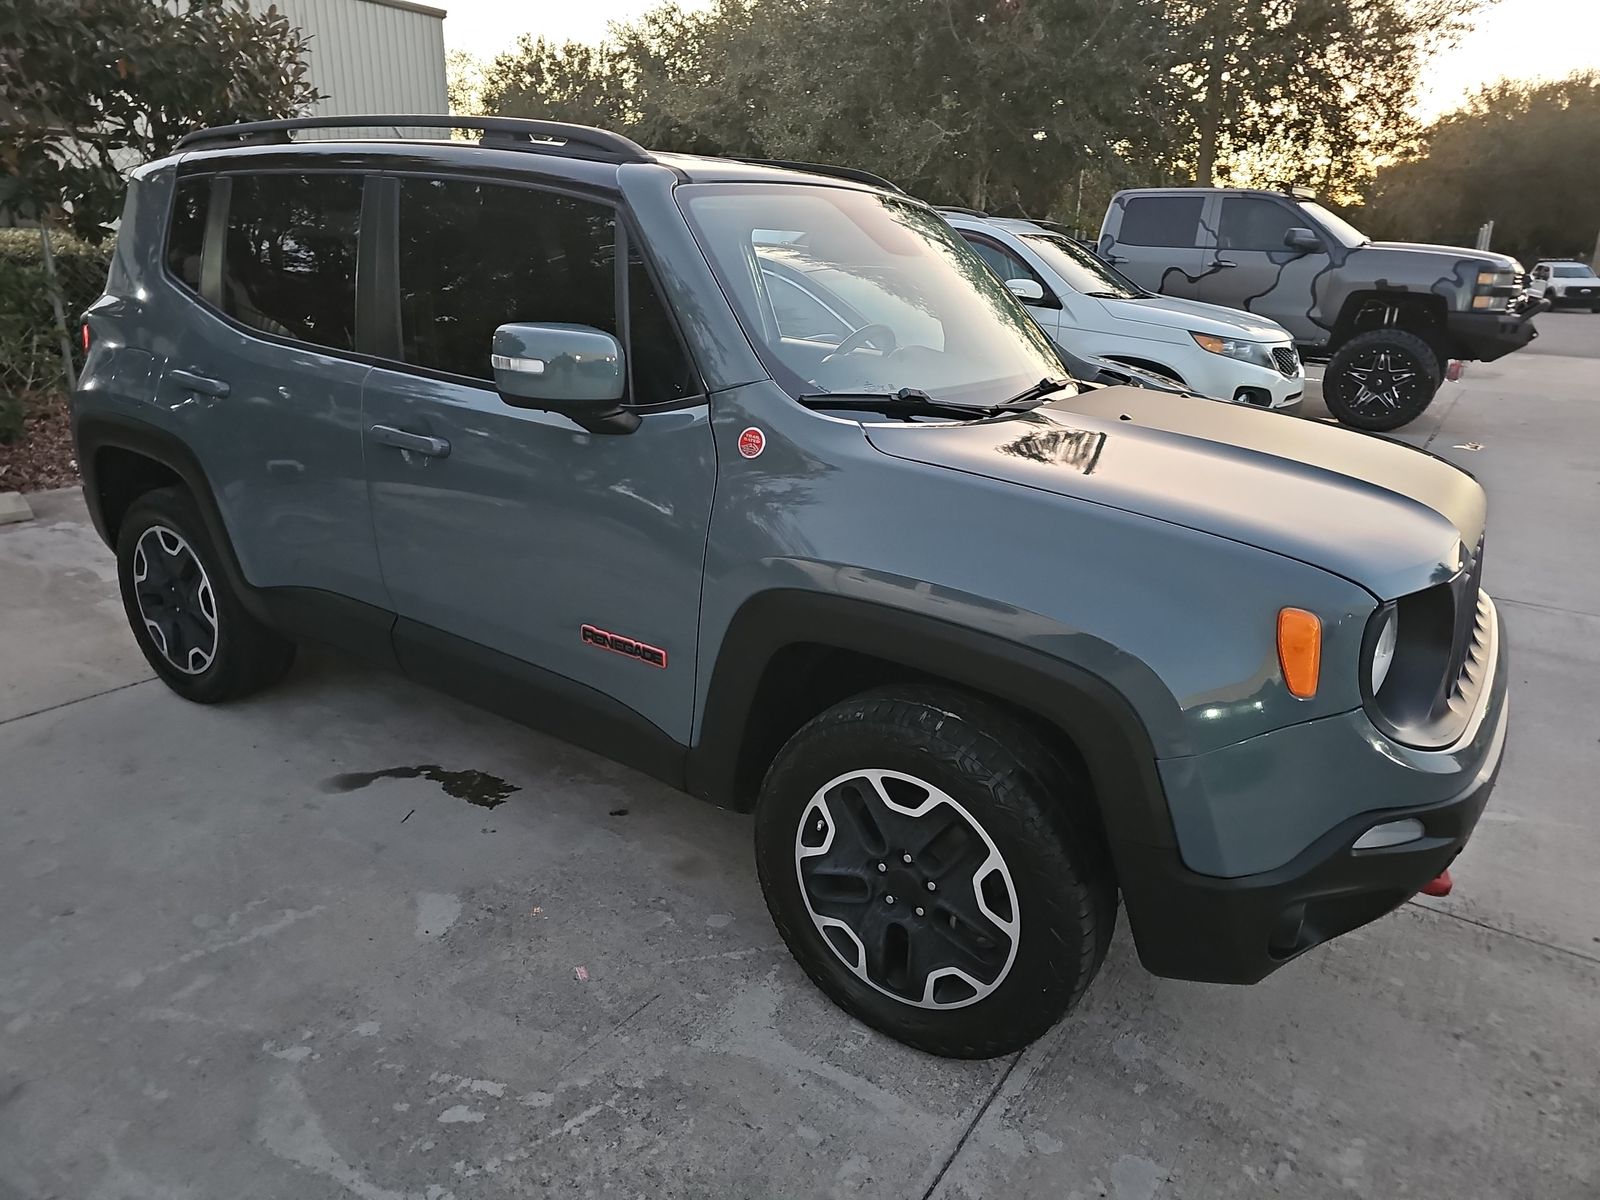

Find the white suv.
[
  {"left": 1529, "top": 260, "right": 1600, "bottom": 311},
  {"left": 944, "top": 212, "right": 1304, "bottom": 411}
]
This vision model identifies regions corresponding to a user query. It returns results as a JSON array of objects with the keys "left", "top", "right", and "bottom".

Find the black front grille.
[
  {"left": 1271, "top": 347, "right": 1299, "bottom": 377},
  {"left": 1444, "top": 538, "right": 1485, "bottom": 694}
]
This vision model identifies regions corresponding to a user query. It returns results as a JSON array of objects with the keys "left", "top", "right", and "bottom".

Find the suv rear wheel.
[
  {"left": 754, "top": 686, "right": 1115, "bottom": 1058},
  {"left": 117, "top": 487, "right": 295, "bottom": 703},
  {"left": 1323, "top": 329, "right": 1443, "bottom": 432}
]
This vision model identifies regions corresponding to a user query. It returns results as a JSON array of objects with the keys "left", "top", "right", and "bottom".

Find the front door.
[
  {"left": 361, "top": 174, "right": 712, "bottom": 744},
  {"left": 1192, "top": 193, "right": 1331, "bottom": 341}
]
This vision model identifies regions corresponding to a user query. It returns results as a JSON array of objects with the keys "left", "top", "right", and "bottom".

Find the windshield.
[
  {"left": 678, "top": 184, "right": 1067, "bottom": 405},
  {"left": 1018, "top": 231, "right": 1142, "bottom": 299},
  {"left": 1553, "top": 264, "right": 1594, "bottom": 278},
  {"left": 1298, "top": 200, "right": 1367, "bottom": 248}
]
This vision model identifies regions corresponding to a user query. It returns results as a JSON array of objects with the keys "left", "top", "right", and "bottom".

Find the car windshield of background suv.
[
  {"left": 678, "top": 184, "right": 1067, "bottom": 407},
  {"left": 1553, "top": 265, "right": 1595, "bottom": 278},
  {"left": 1018, "top": 232, "right": 1142, "bottom": 300}
]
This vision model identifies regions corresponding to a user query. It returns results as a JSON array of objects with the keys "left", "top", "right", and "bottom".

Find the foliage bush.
[{"left": 0, "top": 228, "right": 111, "bottom": 441}]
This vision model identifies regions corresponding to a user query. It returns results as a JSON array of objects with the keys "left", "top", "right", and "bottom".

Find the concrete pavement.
[{"left": 1, "top": 313, "right": 1597, "bottom": 1199}]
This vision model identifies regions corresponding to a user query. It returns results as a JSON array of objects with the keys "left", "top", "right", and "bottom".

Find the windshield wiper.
[
  {"left": 998, "top": 376, "right": 1072, "bottom": 409},
  {"left": 797, "top": 388, "right": 1008, "bottom": 420}
]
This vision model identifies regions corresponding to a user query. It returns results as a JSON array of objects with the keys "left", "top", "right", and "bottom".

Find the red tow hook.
[{"left": 1420, "top": 869, "right": 1454, "bottom": 898}]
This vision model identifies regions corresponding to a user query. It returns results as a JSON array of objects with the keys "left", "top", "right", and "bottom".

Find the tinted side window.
[
  {"left": 397, "top": 178, "right": 615, "bottom": 381},
  {"left": 220, "top": 174, "right": 361, "bottom": 349},
  {"left": 963, "top": 234, "right": 1031, "bottom": 282},
  {"left": 1117, "top": 196, "right": 1204, "bottom": 248},
  {"left": 628, "top": 247, "right": 697, "bottom": 404},
  {"left": 166, "top": 176, "right": 210, "bottom": 293},
  {"left": 1218, "top": 197, "right": 1304, "bottom": 252}
]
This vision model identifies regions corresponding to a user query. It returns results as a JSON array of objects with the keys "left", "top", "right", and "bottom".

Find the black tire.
[
  {"left": 116, "top": 486, "right": 294, "bottom": 703},
  {"left": 754, "top": 686, "right": 1115, "bottom": 1059},
  {"left": 1589, "top": 301, "right": 1599, "bottom": 314},
  {"left": 1322, "top": 329, "right": 1442, "bottom": 432}
]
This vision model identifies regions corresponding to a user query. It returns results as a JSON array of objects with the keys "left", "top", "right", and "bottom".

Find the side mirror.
[
  {"left": 491, "top": 322, "right": 639, "bottom": 435},
  {"left": 1283, "top": 227, "right": 1321, "bottom": 254},
  {"left": 1005, "top": 277, "right": 1045, "bottom": 303}
]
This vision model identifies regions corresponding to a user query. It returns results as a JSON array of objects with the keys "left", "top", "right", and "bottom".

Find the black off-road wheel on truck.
[
  {"left": 116, "top": 487, "right": 295, "bottom": 703},
  {"left": 754, "top": 686, "right": 1116, "bottom": 1059},
  {"left": 1322, "top": 329, "right": 1443, "bottom": 432}
]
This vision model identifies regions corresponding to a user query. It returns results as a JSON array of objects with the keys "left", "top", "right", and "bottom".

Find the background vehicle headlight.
[
  {"left": 1369, "top": 605, "right": 1397, "bottom": 693},
  {"left": 1190, "top": 332, "right": 1273, "bottom": 368}
]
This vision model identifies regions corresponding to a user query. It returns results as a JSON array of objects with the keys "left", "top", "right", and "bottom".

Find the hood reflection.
[{"left": 999, "top": 426, "right": 1107, "bottom": 474}]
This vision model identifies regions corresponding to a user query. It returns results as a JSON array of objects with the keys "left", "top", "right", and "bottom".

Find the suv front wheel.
[
  {"left": 116, "top": 487, "right": 295, "bottom": 703},
  {"left": 754, "top": 686, "right": 1115, "bottom": 1058}
]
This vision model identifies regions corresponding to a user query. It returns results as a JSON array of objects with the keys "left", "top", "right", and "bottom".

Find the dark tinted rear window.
[
  {"left": 1117, "top": 196, "right": 1205, "bottom": 248},
  {"left": 166, "top": 177, "right": 210, "bottom": 293},
  {"left": 220, "top": 174, "right": 361, "bottom": 349},
  {"left": 397, "top": 178, "right": 616, "bottom": 381}
]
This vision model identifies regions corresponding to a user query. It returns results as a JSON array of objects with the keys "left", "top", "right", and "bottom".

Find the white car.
[
  {"left": 943, "top": 212, "right": 1304, "bottom": 411},
  {"left": 1529, "top": 260, "right": 1600, "bottom": 311}
]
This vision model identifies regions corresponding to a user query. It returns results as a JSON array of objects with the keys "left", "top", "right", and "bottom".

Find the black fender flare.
[
  {"left": 73, "top": 411, "right": 269, "bottom": 625},
  {"left": 685, "top": 589, "right": 1178, "bottom": 856}
]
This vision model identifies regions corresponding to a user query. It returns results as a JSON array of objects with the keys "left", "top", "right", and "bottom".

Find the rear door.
[
  {"left": 360, "top": 173, "right": 713, "bottom": 744},
  {"left": 155, "top": 169, "right": 385, "bottom": 609},
  {"left": 1194, "top": 193, "right": 1331, "bottom": 338},
  {"left": 1101, "top": 194, "right": 1209, "bottom": 300},
  {"left": 958, "top": 231, "right": 1065, "bottom": 341}
]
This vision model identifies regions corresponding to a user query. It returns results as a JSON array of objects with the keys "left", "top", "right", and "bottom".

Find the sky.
[{"left": 442, "top": 0, "right": 1597, "bottom": 121}]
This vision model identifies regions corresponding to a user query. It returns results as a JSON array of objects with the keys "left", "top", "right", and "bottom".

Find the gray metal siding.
[{"left": 277, "top": 0, "right": 447, "bottom": 134}]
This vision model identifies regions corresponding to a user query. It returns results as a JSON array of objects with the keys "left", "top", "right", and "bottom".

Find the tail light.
[{"left": 81, "top": 322, "right": 91, "bottom": 353}]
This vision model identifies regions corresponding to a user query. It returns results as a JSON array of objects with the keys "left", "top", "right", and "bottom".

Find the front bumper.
[
  {"left": 1548, "top": 286, "right": 1600, "bottom": 306},
  {"left": 1224, "top": 349, "right": 1303, "bottom": 412},
  {"left": 1446, "top": 300, "right": 1545, "bottom": 361},
  {"left": 1116, "top": 596, "right": 1508, "bottom": 985}
]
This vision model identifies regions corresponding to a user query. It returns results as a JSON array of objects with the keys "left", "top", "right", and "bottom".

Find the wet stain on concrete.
[{"left": 322, "top": 765, "right": 519, "bottom": 809}]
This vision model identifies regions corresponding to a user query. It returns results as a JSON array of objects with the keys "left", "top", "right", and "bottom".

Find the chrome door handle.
[
  {"left": 168, "top": 369, "right": 230, "bottom": 398},
  {"left": 1213, "top": 258, "right": 1237, "bottom": 269},
  {"left": 369, "top": 424, "right": 450, "bottom": 458}
]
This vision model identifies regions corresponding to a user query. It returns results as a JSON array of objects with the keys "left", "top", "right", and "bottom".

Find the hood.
[
  {"left": 1367, "top": 242, "right": 1521, "bottom": 270},
  {"left": 864, "top": 389, "right": 1483, "bottom": 600},
  {"left": 1098, "top": 294, "right": 1291, "bottom": 342}
]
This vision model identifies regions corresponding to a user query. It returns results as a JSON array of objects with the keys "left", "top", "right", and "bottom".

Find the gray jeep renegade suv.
[{"left": 73, "top": 116, "right": 1509, "bottom": 1059}]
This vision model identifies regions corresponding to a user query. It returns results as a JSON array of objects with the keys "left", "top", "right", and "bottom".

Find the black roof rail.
[
  {"left": 730, "top": 157, "right": 905, "bottom": 194},
  {"left": 935, "top": 205, "right": 989, "bottom": 218},
  {"left": 173, "top": 115, "right": 653, "bottom": 163}
]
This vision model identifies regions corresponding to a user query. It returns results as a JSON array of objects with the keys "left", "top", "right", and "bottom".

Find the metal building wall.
[{"left": 276, "top": 0, "right": 449, "bottom": 134}]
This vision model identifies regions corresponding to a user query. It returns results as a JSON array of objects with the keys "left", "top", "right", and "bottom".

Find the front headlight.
[
  {"left": 1369, "top": 605, "right": 1397, "bottom": 693},
  {"left": 1473, "top": 267, "right": 1518, "bottom": 311},
  {"left": 1191, "top": 332, "right": 1274, "bottom": 368}
]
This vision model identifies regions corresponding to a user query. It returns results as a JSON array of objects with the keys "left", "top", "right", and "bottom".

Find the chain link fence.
[{"left": 0, "top": 226, "right": 112, "bottom": 441}]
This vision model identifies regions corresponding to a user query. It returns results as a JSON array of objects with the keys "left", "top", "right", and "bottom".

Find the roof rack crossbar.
[
  {"left": 174, "top": 115, "right": 653, "bottom": 163},
  {"left": 730, "top": 157, "right": 905, "bottom": 194}
]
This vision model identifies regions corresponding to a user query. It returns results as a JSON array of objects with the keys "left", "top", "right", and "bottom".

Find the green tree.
[
  {"left": 447, "top": 48, "right": 486, "bottom": 115},
  {"left": 0, "top": 0, "right": 319, "bottom": 240},
  {"left": 480, "top": 0, "right": 1170, "bottom": 216},
  {"left": 1364, "top": 71, "right": 1600, "bottom": 263},
  {"left": 1158, "top": 0, "right": 1491, "bottom": 198}
]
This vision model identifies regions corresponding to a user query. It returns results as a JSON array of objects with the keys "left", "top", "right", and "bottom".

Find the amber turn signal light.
[{"left": 1277, "top": 608, "right": 1321, "bottom": 699}]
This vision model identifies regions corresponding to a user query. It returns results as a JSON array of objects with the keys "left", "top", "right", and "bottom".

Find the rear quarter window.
[
  {"left": 166, "top": 176, "right": 210, "bottom": 293},
  {"left": 1116, "top": 196, "right": 1205, "bottom": 248}
]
